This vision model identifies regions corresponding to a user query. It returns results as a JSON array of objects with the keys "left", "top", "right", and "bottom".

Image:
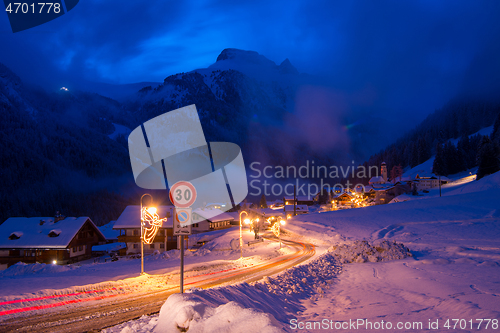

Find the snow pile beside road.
[
  {"left": 330, "top": 240, "right": 412, "bottom": 263},
  {"left": 258, "top": 252, "right": 341, "bottom": 297},
  {"left": 149, "top": 251, "right": 343, "bottom": 332},
  {"left": 154, "top": 293, "right": 282, "bottom": 333}
]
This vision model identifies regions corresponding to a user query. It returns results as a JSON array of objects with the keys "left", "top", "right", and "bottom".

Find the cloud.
[{"left": 0, "top": 0, "right": 499, "bottom": 119}]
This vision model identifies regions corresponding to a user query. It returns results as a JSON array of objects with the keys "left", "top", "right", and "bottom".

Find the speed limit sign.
[{"left": 169, "top": 181, "right": 197, "bottom": 208}]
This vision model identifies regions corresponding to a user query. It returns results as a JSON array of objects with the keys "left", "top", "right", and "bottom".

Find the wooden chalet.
[{"left": 0, "top": 216, "right": 105, "bottom": 269}]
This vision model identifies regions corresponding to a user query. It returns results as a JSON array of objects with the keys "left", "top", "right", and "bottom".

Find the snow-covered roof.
[
  {"left": 193, "top": 208, "right": 234, "bottom": 222},
  {"left": 0, "top": 217, "right": 101, "bottom": 249},
  {"left": 113, "top": 206, "right": 174, "bottom": 229},
  {"left": 371, "top": 184, "right": 396, "bottom": 191},
  {"left": 284, "top": 205, "right": 308, "bottom": 212},
  {"left": 334, "top": 192, "right": 353, "bottom": 199},
  {"left": 369, "top": 176, "right": 386, "bottom": 184}
]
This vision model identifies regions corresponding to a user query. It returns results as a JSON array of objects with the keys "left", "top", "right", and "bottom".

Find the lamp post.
[
  {"left": 140, "top": 193, "right": 153, "bottom": 275},
  {"left": 279, "top": 219, "right": 285, "bottom": 248},
  {"left": 239, "top": 211, "right": 248, "bottom": 259}
]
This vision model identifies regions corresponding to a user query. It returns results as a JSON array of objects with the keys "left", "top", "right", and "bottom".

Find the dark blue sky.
[{"left": 1, "top": 0, "right": 500, "bottom": 120}]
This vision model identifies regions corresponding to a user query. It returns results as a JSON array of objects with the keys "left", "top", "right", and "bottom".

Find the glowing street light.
[{"left": 239, "top": 211, "right": 248, "bottom": 259}]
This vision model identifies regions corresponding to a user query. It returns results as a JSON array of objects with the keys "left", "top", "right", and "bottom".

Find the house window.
[
  {"left": 160, "top": 243, "right": 165, "bottom": 249},
  {"left": 72, "top": 247, "right": 76, "bottom": 253},
  {"left": 79, "top": 245, "right": 83, "bottom": 251},
  {"left": 133, "top": 243, "right": 138, "bottom": 249},
  {"left": 133, "top": 229, "right": 139, "bottom": 236},
  {"left": 150, "top": 244, "right": 155, "bottom": 249}
]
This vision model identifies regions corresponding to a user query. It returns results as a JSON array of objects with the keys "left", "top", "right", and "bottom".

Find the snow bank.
[
  {"left": 330, "top": 240, "right": 412, "bottom": 263},
  {"left": 154, "top": 293, "right": 282, "bottom": 333}
]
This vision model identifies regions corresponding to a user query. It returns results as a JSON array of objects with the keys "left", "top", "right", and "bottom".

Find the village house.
[
  {"left": 0, "top": 215, "right": 105, "bottom": 269},
  {"left": 284, "top": 205, "right": 309, "bottom": 219},
  {"left": 283, "top": 196, "right": 315, "bottom": 206},
  {"left": 372, "top": 182, "right": 412, "bottom": 205},
  {"left": 113, "top": 205, "right": 177, "bottom": 255},
  {"left": 414, "top": 174, "right": 449, "bottom": 190},
  {"left": 192, "top": 208, "right": 234, "bottom": 232},
  {"left": 333, "top": 192, "right": 355, "bottom": 206}
]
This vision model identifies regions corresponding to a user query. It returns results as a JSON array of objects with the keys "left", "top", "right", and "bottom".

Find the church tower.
[{"left": 381, "top": 162, "right": 387, "bottom": 182}]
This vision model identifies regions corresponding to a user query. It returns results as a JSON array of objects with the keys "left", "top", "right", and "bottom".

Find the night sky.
[{"left": 1, "top": 0, "right": 500, "bottom": 121}]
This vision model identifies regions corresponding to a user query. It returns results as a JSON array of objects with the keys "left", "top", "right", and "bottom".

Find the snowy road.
[{"left": 0, "top": 238, "right": 315, "bottom": 332}]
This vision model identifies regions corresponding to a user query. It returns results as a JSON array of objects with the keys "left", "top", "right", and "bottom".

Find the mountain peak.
[
  {"left": 215, "top": 48, "right": 277, "bottom": 67},
  {"left": 279, "top": 58, "right": 299, "bottom": 75}
]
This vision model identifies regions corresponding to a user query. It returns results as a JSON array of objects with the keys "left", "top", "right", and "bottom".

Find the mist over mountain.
[
  {"left": 2, "top": 48, "right": 496, "bottom": 223},
  {"left": 126, "top": 48, "right": 404, "bottom": 168}
]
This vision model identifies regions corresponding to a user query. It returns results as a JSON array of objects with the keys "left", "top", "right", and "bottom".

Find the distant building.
[
  {"left": 333, "top": 192, "right": 354, "bottom": 206},
  {"left": 372, "top": 182, "right": 411, "bottom": 205},
  {"left": 283, "top": 196, "right": 314, "bottom": 206},
  {"left": 192, "top": 208, "right": 234, "bottom": 232},
  {"left": 414, "top": 174, "right": 449, "bottom": 190},
  {"left": 284, "top": 205, "right": 309, "bottom": 219},
  {"left": 369, "top": 162, "right": 389, "bottom": 185},
  {"left": 0, "top": 215, "right": 105, "bottom": 269}
]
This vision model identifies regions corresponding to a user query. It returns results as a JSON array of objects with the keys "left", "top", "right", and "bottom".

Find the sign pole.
[
  {"left": 180, "top": 235, "right": 184, "bottom": 293},
  {"left": 170, "top": 181, "right": 197, "bottom": 295}
]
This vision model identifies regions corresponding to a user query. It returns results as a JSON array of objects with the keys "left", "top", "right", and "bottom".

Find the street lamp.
[
  {"left": 279, "top": 219, "right": 286, "bottom": 248},
  {"left": 239, "top": 211, "right": 248, "bottom": 259},
  {"left": 272, "top": 219, "right": 286, "bottom": 249},
  {"left": 140, "top": 193, "right": 153, "bottom": 275}
]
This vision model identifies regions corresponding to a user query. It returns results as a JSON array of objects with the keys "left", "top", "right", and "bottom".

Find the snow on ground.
[
  {"left": 103, "top": 240, "right": 410, "bottom": 333},
  {"left": 403, "top": 125, "right": 493, "bottom": 179},
  {"left": 107, "top": 170, "right": 500, "bottom": 332}
]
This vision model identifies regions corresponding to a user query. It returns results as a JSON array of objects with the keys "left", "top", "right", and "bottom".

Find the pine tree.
[
  {"left": 259, "top": 194, "right": 268, "bottom": 208},
  {"left": 417, "top": 137, "right": 430, "bottom": 165},
  {"left": 492, "top": 111, "right": 500, "bottom": 143},
  {"left": 408, "top": 142, "right": 418, "bottom": 168},
  {"left": 476, "top": 136, "right": 500, "bottom": 180},
  {"left": 433, "top": 143, "right": 447, "bottom": 176}
]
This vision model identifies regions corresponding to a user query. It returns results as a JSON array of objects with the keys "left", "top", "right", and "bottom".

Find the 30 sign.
[{"left": 169, "top": 181, "right": 197, "bottom": 208}]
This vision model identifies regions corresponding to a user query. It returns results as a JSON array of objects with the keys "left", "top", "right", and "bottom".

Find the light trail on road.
[{"left": 0, "top": 237, "right": 315, "bottom": 332}]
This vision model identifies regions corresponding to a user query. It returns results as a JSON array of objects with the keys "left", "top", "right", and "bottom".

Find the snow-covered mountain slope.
[{"left": 402, "top": 125, "right": 495, "bottom": 179}]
